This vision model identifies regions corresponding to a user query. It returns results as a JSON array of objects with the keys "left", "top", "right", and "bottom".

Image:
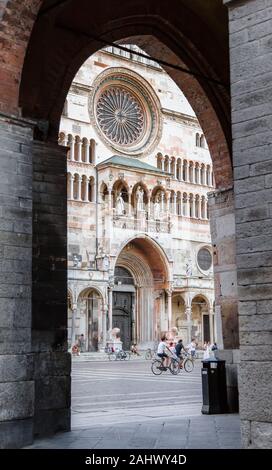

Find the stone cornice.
[{"left": 161, "top": 108, "right": 200, "bottom": 127}]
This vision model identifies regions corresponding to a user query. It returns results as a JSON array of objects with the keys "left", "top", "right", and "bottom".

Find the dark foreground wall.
[
  {"left": 0, "top": 115, "right": 34, "bottom": 448},
  {"left": 225, "top": 0, "right": 272, "bottom": 449},
  {"left": 32, "top": 141, "right": 70, "bottom": 437},
  {"left": 0, "top": 117, "right": 70, "bottom": 448}
]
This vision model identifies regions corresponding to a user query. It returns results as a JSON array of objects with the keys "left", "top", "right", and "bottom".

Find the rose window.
[{"left": 96, "top": 87, "right": 145, "bottom": 146}]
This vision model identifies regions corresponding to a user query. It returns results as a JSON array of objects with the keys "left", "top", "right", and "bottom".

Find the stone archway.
[
  {"left": 77, "top": 288, "right": 104, "bottom": 352},
  {"left": 191, "top": 295, "right": 211, "bottom": 348},
  {"left": 2, "top": 0, "right": 272, "bottom": 450},
  {"left": 113, "top": 236, "right": 171, "bottom": 347}
]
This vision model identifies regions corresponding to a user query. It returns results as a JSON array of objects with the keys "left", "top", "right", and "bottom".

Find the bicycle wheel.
[
  {"left": 151, "top": 359, "right": 163, "bottom": 375},
  {"left": 145, "top": 350, "right": 152, "bottom": 360},
  {"left": 169, "top": 359, "right": 180, "bottom": 375},
  {"left": 184, "top": 358, "right": 194, "bottom": 372},
  {"left": 109, "top": 353, "right": 116, "bottom": 361}
]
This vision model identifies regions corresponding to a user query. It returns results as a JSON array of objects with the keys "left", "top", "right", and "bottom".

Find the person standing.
[
  {"left": 187, "top": 338, "right": 197, "bottom": 358},
  {"left": 78, "top": 334, "right": 85, "bottom": 353}
]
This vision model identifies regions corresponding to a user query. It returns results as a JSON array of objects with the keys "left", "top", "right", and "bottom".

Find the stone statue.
[
  {"left": 154, "top": 196, "right": 161, "bottom": 219},
  {"left": 136, "top": 187, "right": 144, "bottom": 211},
  {"left": 186, "top": 259, "right": 192, "bottom": 276},
  {"left": 111, "top": 327, "right": 120, "bottom": 339},
  {"left": 116, "top": 192, "right": 125, "bottom": 215},
  {"left": 102, "top": 255, "right": 109, "bottom": 271}
]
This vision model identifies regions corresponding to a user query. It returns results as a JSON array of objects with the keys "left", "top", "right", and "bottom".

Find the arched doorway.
[
  {"left": 77, "top": 288, "right": 104, "bottom": 352},
  {"left": 172, "top": 294, "right": 187, "bottom": 343},
  {"left": 191, "top": 295, "right": 210, "bottom": 347},
  {"left": 113, "top": 236, "right": 170, "bottom": 348},
  {"left": 112, "top": 266, "right": 135, "bottom": 350}
]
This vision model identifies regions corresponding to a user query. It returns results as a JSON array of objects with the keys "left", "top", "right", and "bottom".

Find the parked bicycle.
[
  {"left": 108, "top": 349, "right": 131, "bottom": 361},
  {"left": 151, "top": 355, "right": 180, "bottom": 375},
  {"left": 145, "top": 348, "right": 156, "bottom": 360}
]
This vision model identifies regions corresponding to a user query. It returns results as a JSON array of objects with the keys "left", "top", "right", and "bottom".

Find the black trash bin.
[{"left": 201, "top": 359, "right": 228, "bottom": 414}]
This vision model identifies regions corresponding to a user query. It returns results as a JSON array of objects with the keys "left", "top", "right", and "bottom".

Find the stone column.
[
  {"left": 147, "top": 195, "right": 151, "bottom": 219},
  {"left": 185, "top": 305, "right": 192, "bottom": 345},
  {"left": 70, "top": 304, "right": 77, "bottom": 348},
  {"left": 166, "top": 193, "right": 171, "bottom": 214},
  {"left": 204, "top": 166, "right": 207, "bottom": 186},
  {"left": 108, "top": 287, "right": 113, "bottom": 332},
  {"left": 161, "top": 193, "right": 165, "bottom": 213},
  {"left": 108, "top": 188, "right": 113, "bottom": 211},
  {"left": 69, "top": 174, "right": 73, "bottom": 200},
  {"left": 180, "top": 161, "right": 184, "bottom": 181},
  {"left": 93, "top": 180, "right": 97, "bottom": 203},
  {"left": 173, "top": 160, "right": 177, "bottom": 178},
  {"left": 32, "top": 141, "right": 70, "bottom": 438},
  {"left": 78, "top": 176, "right": 82, "bottom": 201},
  {"left": 192, "top": 162, "right": 196, "bottom": 184},
  {"left": 209, "top": 307, "right": 214, "bottom": 344},
  {"left": 131, "top": 293, "right": 136, "bottom": 343},
  {"left": 97, "top": 299, "right": 103, "bottom": 351},
  {"left": 166, "top": 290, "right": 172, "bottom": 331},
  {"left": 69, "top": 136, "right": 74, "bottom": 161},
  {"left": 0, "top": 115, "right": 34, "bottom": 448},
  {"left": 192, "top": 195, "right": 196, "bottom": 218},
  {"left": 78, "top": 139, "right": 82, "bottom": 163},
  {"left": 173, "top": 193, "right": 177, "bottom": 215},
  {"left": 84, "top": 178, "right": 89, "bottom": 202},
  {"left": 186, "top": 196, "right": 190, "bottom": 217},
  {"left": 186, "top": 162, "right": 189, "bottom": 182},
  {"left": 102, "top": 306, "right": 107, "bottom": 348},
  {"left": 197, "top": 166, "right": 201, "bottom": 184},
  {"left": 128, "top": 191, "right": 132, "bottom": 216}
]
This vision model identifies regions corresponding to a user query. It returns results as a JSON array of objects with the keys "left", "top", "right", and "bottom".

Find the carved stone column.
[
  {"left": 70, "top": 303, "right": 77, "bottom": 349},
  {"left": 108, "top": 287, "right": 113, "bottom": 332},
  {"left": 78, "top": 176, "right": 82, "bottom": 201},
  {"left": 166, "top": 289, "right": 172, "bottom": 330},
  {"left": 192, "top": 195, "right": 196, "bottom": 218},
  {"left": 173, "top": 193, "right": 177, "bottom": 215}
]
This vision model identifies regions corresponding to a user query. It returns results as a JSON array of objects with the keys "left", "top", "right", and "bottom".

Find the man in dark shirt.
[{"left": 175, "top": 339, "right": 185, "bottom": 358}]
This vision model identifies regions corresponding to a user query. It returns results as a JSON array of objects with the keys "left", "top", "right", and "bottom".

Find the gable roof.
[{"left": 97, "top": 155, "right": 171, "bottom": 175}]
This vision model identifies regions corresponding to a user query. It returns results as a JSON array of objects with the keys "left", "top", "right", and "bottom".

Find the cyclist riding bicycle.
[
  {"left": 174, "top": 338, "right": 187, "bottom": 368},
  {"left": 157, "top": 334, "right": 171, "bottom": 369}
]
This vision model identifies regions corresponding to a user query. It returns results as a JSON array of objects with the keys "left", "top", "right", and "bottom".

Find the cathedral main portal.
[{"left": 112, "top": 291, "right": 133, "bottom": 350}]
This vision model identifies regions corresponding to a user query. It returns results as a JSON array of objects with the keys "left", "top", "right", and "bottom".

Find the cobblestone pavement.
[{"left": 25, "top": 360, "right": 241, "bottom": 449}]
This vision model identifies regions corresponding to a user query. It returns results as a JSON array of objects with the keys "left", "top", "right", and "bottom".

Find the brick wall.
[
  {"left": 32, "top": 141, "right": 70, "bottom": 437},
  {"left": 226, "top": 0, "right": 272, "bottom": 449},
  {"left": 0, "top": 114, "right": 34, "bottom": 448}
]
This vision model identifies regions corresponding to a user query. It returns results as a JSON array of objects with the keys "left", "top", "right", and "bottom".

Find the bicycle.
[
  {"left": 151, "top": 355, "right": 180, "bottom": 375},
  {"left": 109, "top": 349, "right": 131, "bottom": 361},
  {"left": 145, "top": 348, "right": 156, "bottom": 360},
  {"left": 179, "top": 351, "right": 194, "bottom": 372}
]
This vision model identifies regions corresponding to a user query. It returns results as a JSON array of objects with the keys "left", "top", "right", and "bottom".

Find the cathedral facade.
[{"left": 59, "top": 46, "right": 216, "bottom": 351}]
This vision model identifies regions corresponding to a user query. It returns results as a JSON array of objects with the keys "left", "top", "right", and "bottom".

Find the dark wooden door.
[
  {"left": 203, "top": 314, "right": 210, "bottom": 342},
  {"left": 113, "top": 292, "right": 132, "bottom": 350}
]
